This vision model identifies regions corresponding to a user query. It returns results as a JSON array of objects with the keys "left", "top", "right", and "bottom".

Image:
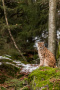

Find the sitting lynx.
[{"left": 38, "top": 42, "right": 56, "bottom": 67}]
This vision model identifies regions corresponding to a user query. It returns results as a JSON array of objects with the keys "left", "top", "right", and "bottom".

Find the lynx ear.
[{"left": 38, "top": 42, "right": 44, "bottom": 45}]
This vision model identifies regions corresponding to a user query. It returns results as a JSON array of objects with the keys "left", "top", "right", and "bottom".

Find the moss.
[{"left": 28, "top": 67, "right": 60, "bottom": 90}]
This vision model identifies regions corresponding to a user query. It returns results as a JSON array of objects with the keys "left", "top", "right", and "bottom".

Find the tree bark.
[
  {"left": 48, "top": 0, "right": 57, "bottom": 56},
  {"left": 2, "top": 0, "right": 27, "bottom": 61}
]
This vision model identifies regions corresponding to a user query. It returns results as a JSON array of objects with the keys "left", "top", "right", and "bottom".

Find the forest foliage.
[
  {"left": 0, "top": 0, "right": 60, "bottom": 61},
  {"left": 0, "top": 0, "right": 60, "bottom": 90}
]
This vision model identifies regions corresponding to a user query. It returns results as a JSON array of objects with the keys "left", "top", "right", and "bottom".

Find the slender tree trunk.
[
  {"left": 48, "top": 0, "right": 57, "bottom": 56},
  {"left": 58, "top": 40, "right": 60, "bottom": 67},
  {"left": 2, "top": 0, "right": 27, "bottom": 61}
]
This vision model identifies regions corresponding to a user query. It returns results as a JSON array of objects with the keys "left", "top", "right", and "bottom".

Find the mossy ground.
[
  {"left": 28, "top": 66, "right": 60, "bottom": 90},
  {"left": 0, "top": 63, "right": 60, "bottom": 90},
  {"left": 0, "top": 63, "right": 29, "bottom": 90},
  {"left": 0, "top": 78, "right": 29, "bottom": 90}
]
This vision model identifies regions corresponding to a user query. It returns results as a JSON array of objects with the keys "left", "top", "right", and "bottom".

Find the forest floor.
[
  {"left": 0, "top": 55, "right": 39, "bottom": 90},
  {"left": 0, "top": 64, "right": 30, "bottom": 90},
  {"left": 0, "top": 66, "right": 60, "bottom": 90},
  {"left": 0, "top": 56, "right": 60, "bottom": 90}
]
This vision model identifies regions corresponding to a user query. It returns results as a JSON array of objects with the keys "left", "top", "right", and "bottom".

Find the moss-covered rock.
[{"left": 28, "top": 67, "right": 60, "bottom": 90}]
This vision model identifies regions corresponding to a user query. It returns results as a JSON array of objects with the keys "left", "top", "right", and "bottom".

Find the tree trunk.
[
  {"left": 58, "top": 41, "right": 60, "bottom": 67},
  {"left": 48, "top": 0, "right": 57, "bottom": 56},
  {"left": 2, "top": 0, "right": 27, "bottom": 62}
]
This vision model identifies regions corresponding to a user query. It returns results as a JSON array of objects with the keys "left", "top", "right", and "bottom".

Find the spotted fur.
[{"left": 38, "top": 42, "right": 56, "bottom": 67}]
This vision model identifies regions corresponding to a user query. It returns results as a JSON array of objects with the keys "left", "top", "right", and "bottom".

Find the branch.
[{"left": 2, "top": 0, "right": 27, "bottom": 62}]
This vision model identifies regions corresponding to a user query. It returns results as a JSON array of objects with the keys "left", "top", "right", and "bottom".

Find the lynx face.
[
  {"left": 38, "top": 42, "right": 44, "bottom": 50},
  {"left": 38, "top": 42, "right": 56, "bottom": 68}
]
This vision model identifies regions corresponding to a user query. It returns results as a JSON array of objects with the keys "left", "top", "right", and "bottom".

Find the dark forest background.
[{"left": 0, "top": 0, "right": 60, "bottom": 63}]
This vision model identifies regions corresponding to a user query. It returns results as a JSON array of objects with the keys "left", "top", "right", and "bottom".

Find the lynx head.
[{"left": 38, "top": 42, "right": 44, "bottom": 50}]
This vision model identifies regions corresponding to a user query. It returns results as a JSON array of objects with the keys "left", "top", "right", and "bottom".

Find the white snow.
[
  {"left": 0, "top": 56, "right": 11, "bottom": 60},
  {"left": 0, "top": 55, "right": 39, "bottom": 73},
  {"left": 20, "top": 64, "right": 39, "bottom": 73},
  {"left": 13, "top": 60, "right": 21, "bottom": 64},
  {"left": 57, "top": 30, "right": 60, "bottom": 39},
  {"left": 0, "top": 62, "right": 2, "bottom": 65}
]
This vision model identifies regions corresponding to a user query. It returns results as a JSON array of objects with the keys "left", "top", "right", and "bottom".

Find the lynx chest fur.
[{"left": 38, "top": 42, "right": 56, "bottom": 67}]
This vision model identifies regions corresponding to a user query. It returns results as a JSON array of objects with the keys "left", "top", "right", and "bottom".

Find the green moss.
[{"left": 28, "top": 67, "right": 60, "bottom": 90}]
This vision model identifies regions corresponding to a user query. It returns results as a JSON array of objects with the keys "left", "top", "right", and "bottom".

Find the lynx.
[{"left": 38, "top": 42, "right": 56, "bottom": 67}]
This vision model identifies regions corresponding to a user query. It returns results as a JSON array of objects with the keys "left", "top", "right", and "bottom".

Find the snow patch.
[
  {"left": 0, "top": 55, "right": 39, "bottom": 73},
  {"left": 0, "top": 55, "right": 11, "bottom": 60},
  {"left": 57, "top": 30, "right": 60, "bottom": 39},
  {"left": 0, "top": 62, "right": 2, "bottom": 65},
  {"left": 20, "top": 64, "right": 39, "bottom": 73}
]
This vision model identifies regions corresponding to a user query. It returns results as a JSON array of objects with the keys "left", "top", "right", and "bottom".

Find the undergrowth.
[{"left": 28, "top": 66, "right": 60, "bottom": 90}]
